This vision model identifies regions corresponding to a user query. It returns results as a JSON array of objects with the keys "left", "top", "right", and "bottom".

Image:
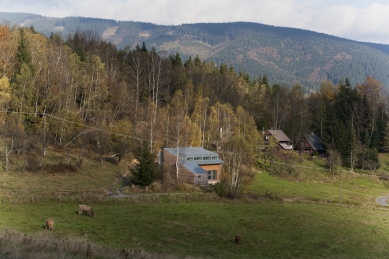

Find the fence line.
[{"left": 267, "top": 159, "right": 367, "bottom": 174}]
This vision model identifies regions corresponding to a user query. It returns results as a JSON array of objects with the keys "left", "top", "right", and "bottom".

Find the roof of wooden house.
[
  {"left": 164, "top": 147, "right": 223, "bottom": 174},
  {"left": 266, "top": 130, "right": 291, "bottom": 142},
  {"left": 279, "top": 143, "right": 293, "bottom": 150},
  {"left": 304, "top": 134, "right": 325, "bottom": 151}
]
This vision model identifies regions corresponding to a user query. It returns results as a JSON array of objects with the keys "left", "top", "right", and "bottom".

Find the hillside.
[{"left": 1, "top": 12, "right": 389, "bottom": 89}]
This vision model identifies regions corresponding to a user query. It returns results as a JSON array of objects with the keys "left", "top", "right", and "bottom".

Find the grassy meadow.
[
  {"left": 1, "top": 150, "right": 389, "bottom": 258},
  {"left": 1, "top": 197, "right": 389, "bottom": 258}
]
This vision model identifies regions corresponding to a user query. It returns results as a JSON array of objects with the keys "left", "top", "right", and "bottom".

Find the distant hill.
[{"left": 2, "top": 12, "right": 389, "bottom": 89}]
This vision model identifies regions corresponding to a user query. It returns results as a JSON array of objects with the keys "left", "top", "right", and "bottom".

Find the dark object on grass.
[{"left": 235, "top": 234, "right": 242, "bottom": 244}]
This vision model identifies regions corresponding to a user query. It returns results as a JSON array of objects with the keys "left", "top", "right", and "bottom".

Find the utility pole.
[
  {"left": 42, "top": 113, "right": 46, "bottom": 156},
  {"left": 339, "top": 169, "right": 343, "bottom": 203}
]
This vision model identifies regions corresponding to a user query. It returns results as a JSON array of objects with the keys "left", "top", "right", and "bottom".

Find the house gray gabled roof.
[
  {"left": 164, "top": 147, "right": 223, "bottom": 165},
  {"left": 165, "top": 147, "right": 217, "bottom": 156},
  {"left": 165, "top": 147, "right": 224, "bottom": 174},
  {"left": 267, "top": 130, "right": 291, "bottom": 142},
  {"left": 180, "top": 161, "right": 207, "bottom": 174},
  {"left": 164, "top": 147, "right": 223, "bottom": 174},
  {"left": 304, "top": 134, "right": 325, "bottom": 151}
]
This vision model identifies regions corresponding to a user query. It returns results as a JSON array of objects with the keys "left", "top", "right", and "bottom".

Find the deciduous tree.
[{"left": 222, "top": 136, "right": 254, "bottom": 198}]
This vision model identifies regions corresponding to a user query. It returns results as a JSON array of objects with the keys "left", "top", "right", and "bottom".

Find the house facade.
[
  {"left": 263, "top": 130, "right": 293, "bottom": 150},
  {"left": 161, "top": 147, "right": 223, "bottom": 185},
  {"left": 294, "top": 133, "right": 325, "bottom": 155}
]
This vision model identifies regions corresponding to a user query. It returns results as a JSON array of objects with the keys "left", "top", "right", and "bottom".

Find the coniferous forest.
[{"left": 0, "top": 24, "right": 388, "bottom": 180}]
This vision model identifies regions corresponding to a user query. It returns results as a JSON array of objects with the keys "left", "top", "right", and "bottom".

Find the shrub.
[
  {"left": 44, "top": 163, "right": 78, "bottom": 174},
  {"left": 176, "top": 183, "right": 201, "bottom": 192},
  {"left": 149, "top": 182, "right": 163, "bottom": 192},
  {"left": 26, "top": 155, "right": 40, "bottom": 172},
  {"left": 213, "top": 182, "right": 226, "bottom": 197}
]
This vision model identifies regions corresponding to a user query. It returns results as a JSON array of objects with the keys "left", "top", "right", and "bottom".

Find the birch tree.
[
  {"left": 0, "top": 24, "right": 17, "bottom": 78},
  {"left": 222, "top": 136, "right": 254, "bottom": 198},
  {"left": 167, "top": 90, "right": 195, "bottom": 181}
]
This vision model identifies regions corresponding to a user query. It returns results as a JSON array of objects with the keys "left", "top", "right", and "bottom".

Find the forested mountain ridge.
[{"left": 1, "top": 12, "right": 389, "bottom": 90}]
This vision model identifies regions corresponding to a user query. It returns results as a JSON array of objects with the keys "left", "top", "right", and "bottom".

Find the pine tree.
[
  {"left": 381, "top": 122, "right": 389, "bottom": 153},
  {"left": 141, "top": 42, "right": 148, "bottom": 52},
  {"left": 131, "top": 142, "right": 158, "bottom": 187}
]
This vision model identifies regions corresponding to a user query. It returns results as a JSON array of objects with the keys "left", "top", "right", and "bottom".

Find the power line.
[{"left": 0, "top": 111, "right": 142, "bottom": 141}]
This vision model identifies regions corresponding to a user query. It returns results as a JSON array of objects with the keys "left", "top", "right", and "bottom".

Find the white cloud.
[
  {"left": 305, "top": 3, "right": 389, "bottom": 43},
  {"left": 2, "top": 0, "right": 389, "bottom": 44}
]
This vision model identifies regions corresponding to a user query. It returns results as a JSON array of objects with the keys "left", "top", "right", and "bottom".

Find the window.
[
  {"left": 186, "top": 157, "right": 193, "bottom": 161},
  {"left": 265, "top": 136, "right": 269, "bottom": 140},
  {"left": 208, "top": 170, "right": 217, "bottom": 180},
  {"left": 211, "top": 156, "right": 218, "bottom": 160},
  {"left": 203, "top": 156, "right": 211, "bottom": 160},
  {"left": 300, "top": 141, "right": 305, "bottom": 147},
  {"left": 194, "top": 157, "right": 202, "bottom": 161}
]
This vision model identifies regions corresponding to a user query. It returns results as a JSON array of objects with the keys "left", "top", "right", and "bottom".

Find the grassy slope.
[
  {"left": 0, "top": 148, "right": 127, "bottom": 202},
  {"left": 250, "top": 171, "right": 386, "bottom": 206},
  {"left": 1, "top": 151, "right": 389, "bottom": 258}
]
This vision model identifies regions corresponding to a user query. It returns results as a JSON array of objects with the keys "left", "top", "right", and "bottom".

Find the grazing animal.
[
  {"left": 235, "top": 234, "right": 242, "bottom": 244},
  {"left": 78, "top": 204, "right": 96, "bottom": 217},
  {"left": 45, "top": 218, "right": 54, "bottom": 230}
]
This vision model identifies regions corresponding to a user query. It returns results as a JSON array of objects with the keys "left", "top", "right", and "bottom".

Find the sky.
[{"left": 2, "top": 0, "right": 389, "bottom": 44}]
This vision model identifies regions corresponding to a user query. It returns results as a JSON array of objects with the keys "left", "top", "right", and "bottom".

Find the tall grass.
[{"left": 0, "top": 229, "right": 173, "bottom": 259}]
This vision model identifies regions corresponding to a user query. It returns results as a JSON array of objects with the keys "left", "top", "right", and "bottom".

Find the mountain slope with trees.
[
  {"left": 0, "top": 23, "right": 387, "bottom": 187},
  {"left": 1, "top": 12, "right": 389, "bottom": 90}
]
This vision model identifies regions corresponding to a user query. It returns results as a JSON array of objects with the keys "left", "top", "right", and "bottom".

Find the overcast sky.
[{"left": 2, "top": 0, "right": 389, "bottom": 44}]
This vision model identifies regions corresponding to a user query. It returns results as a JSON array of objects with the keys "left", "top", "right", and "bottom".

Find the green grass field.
[
  {"left": 1, "top": 151, "right": 389, "bottom": 258},
  {"left": 1, "top": 197, "right": 389, "bottom": 259}
]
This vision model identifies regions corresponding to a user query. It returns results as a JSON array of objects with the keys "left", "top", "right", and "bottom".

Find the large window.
[{"left": 208, "top": 170, "right": 217, "bottom": 180}]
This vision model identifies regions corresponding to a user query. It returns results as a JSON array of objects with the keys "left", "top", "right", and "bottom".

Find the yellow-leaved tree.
[
  {"left": 0, "top": 76, "right": 11, "bottom": 124},
  {"left": 0, "top": 25, "right": 18, "bottom": 78}
]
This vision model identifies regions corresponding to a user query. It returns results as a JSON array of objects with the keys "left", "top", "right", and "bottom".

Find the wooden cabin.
[
  {"left": 263, "top": 130, "right": 293, "bottom": 151},
  {"left": 294, "top": 133, "right": 325, "bottom": 156}
]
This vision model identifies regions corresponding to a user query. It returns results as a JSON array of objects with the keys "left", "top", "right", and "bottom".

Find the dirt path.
[
  {"left": 107, "top": 192, "right": 189, "bottom": 198},
  {"left": 105, "top": 172, "right": 128, "bottom": 196}
]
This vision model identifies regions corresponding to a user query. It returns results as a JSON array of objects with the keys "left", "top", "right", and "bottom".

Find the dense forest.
[
  {"left": 2, "top": 12, "right": 389, "bottom": 91},
  {"left": 0, "top": 24, "right": 388, "bottom": 186}
]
